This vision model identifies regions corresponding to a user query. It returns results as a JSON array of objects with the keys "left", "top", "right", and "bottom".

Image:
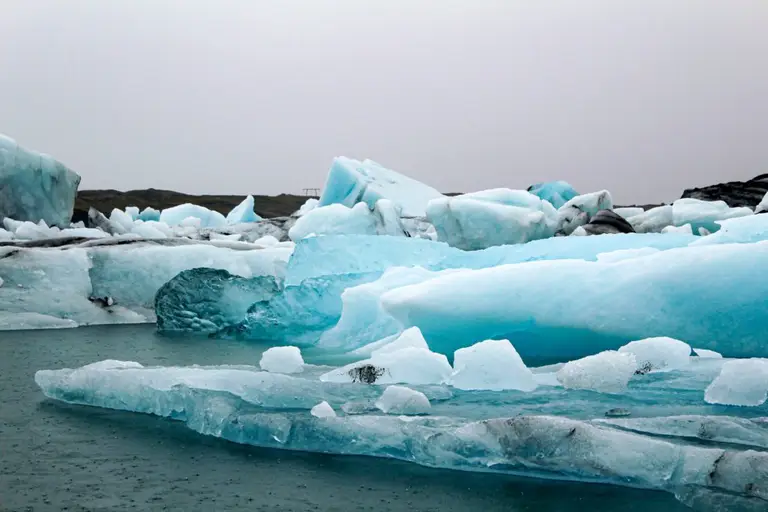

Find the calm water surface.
[{"left": 0, "top": 324, "right": 690, "bottom": 511}]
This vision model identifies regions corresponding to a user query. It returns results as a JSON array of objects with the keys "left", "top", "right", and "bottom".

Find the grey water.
[{"left": 0, "top": 324, "right": 690, "bottom": 511}]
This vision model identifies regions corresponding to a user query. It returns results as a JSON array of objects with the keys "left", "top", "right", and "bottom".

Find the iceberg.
[
  {"left": 295, "top": 198, "right": 319, "bottom": 217},
  {"left": 690, "top": 214, "right": 768, "bottom": 246},
  {"left": 34, "top": 358, "right": 768, "bottom": 509},
  {"left": 375, "top": 385, "right": 431, "bottom": 415},
  {"left": 288, "top": 201, "right": 404, "bottom": 241},
  {"left": 618, "top": 337, "right": 691, "bottom": 373},
  {"left": 226, "top": 195, "right": 262, "bottom": 224},
  {"left": 614, "top": 207, "right": 645, "bottom": 219},
  {"left": 381, "top": 241, "right": 768, "bottom": 359},
  {"left": 426, "top": 189, "right": 559, "bottom": 250},
  {"left": 259, "top": 346, "right": 305, "bottom": 374},
  {"left": 671, "top": 198, "right": 753, "bottom": 233},
  {"left": 319, "top": 347, "right": 453, "bottom": 385},
  {"left": 138, "top": 207, "right": 161, "bottom": 222},
  {"left": 155, "top": 268, "right": 281, "bottom": 333},
  {"left": 628, "top": 205, "right": 673, "bottom": 233},
  {"left": 318, "top": 157, "right": 443, "bottom": 217},
  {"left": 757, "top": 192, "right": 768, "bottom": 214},
  {"left": 556, "top": 351, "right": 637, "bottom": 393},
  {"left": 704, "top": 359, "right": 768, "bottom": 406},
  {"left": 160, "top": 204, "right": 227, "bottom": 228},
  {"left": 527, "top": 181, "right": 578, "bottom": 209},
  {"left": 449, "top": 339, "right": 537, "bottom": 391},
  {"left": 0, "top": 134, "right": 81, "bottom": 227},
  {"left": 556, "top": 190, "right": 614, "bottom": 235}
]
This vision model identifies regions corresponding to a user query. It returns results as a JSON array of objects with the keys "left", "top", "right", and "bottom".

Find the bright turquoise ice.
[
  {"left": 527, "top": 181, "right": 578, "bottom": 208},
  {"left": 225, "top": 195, "right": 262, "bottom": 224},
  {"left": 0, "top": 134, "right": 81, "bottom": 227}
]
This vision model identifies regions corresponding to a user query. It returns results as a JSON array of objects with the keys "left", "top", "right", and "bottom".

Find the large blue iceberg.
[
  {"left": 0, "top": 134, "right": 81, "bottom": 227},
  {"left": 527, "top": 181, "right": 578, "bottom": 208}
]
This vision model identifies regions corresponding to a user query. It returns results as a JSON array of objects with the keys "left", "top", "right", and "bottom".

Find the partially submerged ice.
[
  {"left": 0, "top": 134, "right": 81, "bottom": 227},
  {"left": 449, "top": 339, "right": 537, "bottom": 391},
  {"left": 35, "top": 357, "right": 768, "bottom": 509},
  {"left": 318, "top": 157, "right": 443, "bottom": 217},
  {"left": 705, "top": 359, "right": 768, "bottom": 407}
]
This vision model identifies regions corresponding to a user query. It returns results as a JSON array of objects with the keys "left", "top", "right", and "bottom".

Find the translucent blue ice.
[
  {"left": 527, "top": 181, "right": 579, "bottom": 208},
  {"left": 318, "top": 157, "right": 443, "bottom": 217},
  {"left": 226, "top": 195, "right": 262, "bottom": 224},
  {"left": 0, "top": 134, "right": 81, "bottom": 227},
  {"left": 382, "top": 241, "right": 768, "bottom": 360},
  {"left": 138, "top": 207, "right": 161, "bottom": 222}
]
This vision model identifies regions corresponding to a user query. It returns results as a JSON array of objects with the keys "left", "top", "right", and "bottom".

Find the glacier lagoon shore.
[{"left": 3, "top": 324, "right": 692, "bottom": 511}]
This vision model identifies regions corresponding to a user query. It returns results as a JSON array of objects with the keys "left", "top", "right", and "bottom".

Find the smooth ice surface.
[
  {"left": 319, "top": 347, "right": 452, "bottom": 385},
  {"left": 35, "top": 358, "right": 768, "bottom": 509},
  {"left": 527, "top": 181, "right": 578, "bottom": 209},
  {"left": 691, "top": 214, "right": 768, "bottom": 246},
  {"left": 381, "top": 241, "right": 768, "bottom": 359},
  {"left": 628, "top": 205, "right": 673, "bottom": 233},
  {"left": 155, "top": 268, "right": 281, "bottom": 333},
  {"left": 661, "top": 224, "right": 694, "bottom": 235},
  {"left": 693, "top": 348, "right": 723, "bottom": 359},
  {"left": 449, "top": 339, "right": 537, "bottom": 391},
  {"left": 375, "top": 385, "right": 430, "bottom": 414},
  {"left": 618, "top": 337, "right": 692, "bottom": 373},
  {"left": 310, "top": 400, "right": 336, "bottom": 418},
  {"left": 671, "top": 198, "right": 753, "bottom": 233},
  {"left": 614, "top": 207, "right": 644, "bottom": 219},
  {"left": 350, "top": 327, "right": 430, "bottom": 358},
  {"left": 705, "top": 359, "right": 768, "bottom": 406},
  {"left": 0, "top": 134, "right": 81, "bottom": 227},
  {"left": 426, "top": 189, "right": 558, "bottom": 250},
  {"left": 226, "top": 195, "right": 262, "bottom": 224},
  {"left": 259, "top": 346, "right": 304, "bottom": 374},
  {"left": 160, "top": 204, "right": 227, "bottom": 228},
  {"left": 318, "top": 157, "right": 442, "bottom": 217},
  {"left": 556, "top": 351, "right": 637, "bottom": 393}
]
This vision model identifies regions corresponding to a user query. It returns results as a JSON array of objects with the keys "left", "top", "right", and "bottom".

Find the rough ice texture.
[
  {"left": 381, "top": 242, "right": 768, "bottom": 359},
  {"left": 628, "top": 205, "right": 673, "bottom": 233},
  {"left": 375, "top": 385, "right": 431, "bottom": 414},
  {"left": 288, "top": 201, "right": 404, "bottom": 241},
  {"left": 310, "top": 401, "right": 337, "bottom": 418},
  {"left": 449, "top": 339, "right": 537, "bottom": 391},
  {"left": 259, "top": 346, "right": 305, "bottom": 374},
  {"left": 426, "top": 189, "right": 559, "bottom": 250},
  {"left": 693, "top": 348, "right": 723, "bottom": 359},
  {"left": 226, "top": 195, "right": 262, "bottom": 224},
  {"left": 138, "top": 207, "right": 161, "bottom": 222},
  {"left": 160, "top": 203, "right": 227, "bottom": 228},
  {"left": 618, "top": 337, "right": 692, "bottom": 373},
  {"left": 0, "top": 134, "right": 81, "bottom": 227},
  {"left": 690, "top": 214, "right": 768, "bottom": 246},
  {"left": 35, "top": 360, "right": 768, "bottom": 509},
  {"left": 295, "top": 198, "right": 319, "bottom": 217},
  {"left": 319, "top": 347, "right": 452, "bottom": 385},
  {"left": 671, "top": 198, "right": 753, "bottom": 233},
  {"left": 556, "top": 351, "right": 637, "bottom": 393},
  {"left": 154, "top": 268, "right": 281, "bottom": 333},
  {"left": 526, "top": 181, "right": 578, "bottom": 209},
  {"left": 556, "top": 190, "right": 613, "bottom": 235},
  {"left": 705, "top": 359, "right": 768, "bottom": 406},
  {"left": 318, "top": 157, "right": 443, "bottom": 217}
]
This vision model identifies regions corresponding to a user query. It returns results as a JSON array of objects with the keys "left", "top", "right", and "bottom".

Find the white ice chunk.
[
  {"left": 672, "top": 198, "right": 753, "bottom": 233},
  {"left": 613, "top": 207, "right": 644, "bottom": 219},
  {"left": 757, "top": 192, "right": 768, "bottom": 214},
  {"left": 691, "top": 214, "right": 768, "bottom": 246},
  {"left": 557, "top": 190, "right": 613, "bottom": 235},
  {"left": 693, "top": 348, "right": 723, "bottom": 359},
  {"left": 130, "top": 223, "right": 168, "bottom": 239},
  {"left": 618, "top": 337, "right": 692, "bottom": 373},
  {"left": 450, "top": 339, "right": 537, "bottom": 391},
  {"left": 704, "top": 359, "right": 768, "bottom": 406},
  {"left": 556, "top": 351, "right": 637, "bottom": 393},
  {"left": 289, "top": 203, "right": 377, "bottom": 240},
  {"left": 109, "top": 209, "right": 135, "bottom": 232},
  {"left": 628, "top": 205, "right": 673, "bottom": 233},
  {"left": 426, "top": 189, "right": 559, "bottom": 250},
  {"left": 125, "top": 206, "right": 140, "bottom": 220},
  {"left": 319, "top": 157, "right": 443, "bottom": 217},
  {"left": 259, "top": 346, "right": 304, "bottom": 374},
  {"left": 596, "top": 247, "right": 660, "bottom": 263},
  {"left": 662, "top": 224, "right": 694, "bottom": 235},
  {"left": 320, "top": 347, "right": 452, "bottom": 386},
  {"left": 310, "top": 400, "right": 337, "bottom": 418},
  {"left": 375, "top": 385, "right": 431, "bottom": 415},
  {"left": 160, "top": 204, "right": 227, "bottom": 228},
  {"left": 296, "top": 198, "right": 319, "bottom": 217}
]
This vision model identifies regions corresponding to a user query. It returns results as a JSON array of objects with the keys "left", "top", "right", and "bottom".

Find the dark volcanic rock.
[{"left": 681, "top": 174, "right": 768, "bottom": 208}]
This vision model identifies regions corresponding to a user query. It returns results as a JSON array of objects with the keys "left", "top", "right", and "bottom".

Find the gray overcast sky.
[{"left": 1, "top": 1, "right": 767, "bottom": 204}]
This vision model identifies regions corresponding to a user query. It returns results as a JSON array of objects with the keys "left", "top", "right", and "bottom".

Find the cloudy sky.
[{"left": 1, "top": 1, "right": 767, "bottom": 204}]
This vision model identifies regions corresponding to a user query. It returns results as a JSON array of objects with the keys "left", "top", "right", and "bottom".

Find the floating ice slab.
[
  {"left": 705, "top": 359, "right": 768, "bottom": 406},
  {"left": 226, "top": 195, "right": 262, "bottom": 224},
  {"left": 618, "top": 337, "right": 692, "bottom": 373},
  {"left": 556, "top": 351, "right": 637, "bottom": 393},
  {"left": 288, "top": 201, "right": 404, "bottom": 241},
  {"left": 426, "top": 189, "right": 559, "bottom": 250},
  {"left": 0, "top": 134, "right": 81, "bottom": 227},
  {"left": 318, "top": 157, "right": 442, "bottom": 217},
  {"left": 672, "top": 198, "right": 753, "bottom": 233},
  {"left": 260, "top": 346, "right": 305, "bottom": 374},
  {"left": 375, "top": 385, "right": 430, "bottom": 414},
  {"left": 35, "top": 359, "right": 768, "bottom": 509},
  {"left": 160, "top": 204, "right": 227, "bottom": 228},
  {"left": 449, "top": 339, "right": 537, "bottom": 391},
  {"left": 527, "top": 181, "right": 578, "bottom": 209},
  {"left": 693, "top": 348, "right": 723, "bottom": 359},
  {"left": 381, "top": 241, "right": 768, "bottom": 359}
]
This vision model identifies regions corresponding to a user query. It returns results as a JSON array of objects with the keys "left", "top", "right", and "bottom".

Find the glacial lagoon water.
[{"left": 0, "top": 324, "right": 690, "bottom": 511}]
